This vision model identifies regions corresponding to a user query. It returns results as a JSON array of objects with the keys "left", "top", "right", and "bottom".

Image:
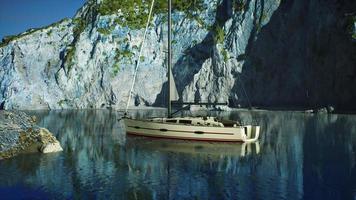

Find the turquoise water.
[{"left": 0, "top": 110, "right": 355, "bottom": 199}]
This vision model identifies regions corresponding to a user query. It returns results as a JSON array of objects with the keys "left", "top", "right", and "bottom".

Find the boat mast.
[{"left": 167, "top": 0, "right": 172, "bottom": 118}]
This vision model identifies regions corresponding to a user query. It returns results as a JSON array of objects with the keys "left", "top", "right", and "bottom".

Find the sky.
[{"left": 0, "top": 0, "right": 86, "bottom": 40}]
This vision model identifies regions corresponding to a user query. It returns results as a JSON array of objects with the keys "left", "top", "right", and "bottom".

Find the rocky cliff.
[{"left": 0, "top": 0, "right": 355, "bottom": 111}]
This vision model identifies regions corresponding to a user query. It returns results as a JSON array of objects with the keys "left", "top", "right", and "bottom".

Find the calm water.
[{"left": 0, "top": 110, "right": 356, "bottom": 200}]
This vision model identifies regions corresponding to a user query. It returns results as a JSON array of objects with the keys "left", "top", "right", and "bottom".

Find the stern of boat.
[{"left": 243, "top": 125, "right": 260, "bottom": 143}]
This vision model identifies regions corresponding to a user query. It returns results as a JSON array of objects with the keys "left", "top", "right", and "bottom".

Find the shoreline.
[{"left": 11, "top": 106, "right": 356, "bottom": 115}]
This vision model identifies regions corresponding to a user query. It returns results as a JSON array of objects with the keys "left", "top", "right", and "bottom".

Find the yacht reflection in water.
[{"left": 125, "top": 136, "right": 260, "bottom": 157}]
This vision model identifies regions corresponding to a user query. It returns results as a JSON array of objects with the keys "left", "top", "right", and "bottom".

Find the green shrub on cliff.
[
  {"left": 0, "top": 36, "right": 17, "bottom": 48},
  {"left": 113, "top": 63, "right": 120, "bottom": 75},
  {"left": 222, "top": 49, "right": 229, "bottom": 62},
  {"left": 0, "top": 18, "right": 70, "bottom": 48},
  {"left": 63, "top": 18, "right": 88, "bottom": 72},
  {"left": 213, "top": 25, "right": 225, "bottom": 44},
  {"left": 233, "top": 0, "right": 245, "bottom": 12},
  {"left": 97, "top": 27, "right": 114, "bottom": 35},
  {"left": 346, "top": 15, "right": 356, "bottom": 40},
  {"left": 111, "top": 48, "right": 136, "bottom": 76},
  {"left": 72, "top": 18, "right": 86, "bottom": 38},
  {"left": 98, "top": 0, "right": 206, "bottom": 29}
]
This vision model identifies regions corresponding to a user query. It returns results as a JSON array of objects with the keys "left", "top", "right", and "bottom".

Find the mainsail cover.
[{"left": 170, "top": 70, "right": 179, "bottom": 101}]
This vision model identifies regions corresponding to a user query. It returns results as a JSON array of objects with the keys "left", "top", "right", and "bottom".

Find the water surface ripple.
[{"left": 0, "top": 110, "right": 355, "bottom": 200}]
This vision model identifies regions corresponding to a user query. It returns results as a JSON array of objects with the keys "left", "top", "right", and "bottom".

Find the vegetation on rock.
[
  {"left": 347, "top": 15, "right": 356, "bottom": 40},
  {"left": 72, "top": 18, "right": 86, "bottom": 38},
  {"left": 213, "top": 25, "right": 225, "bottom": 44},
  {"left": 97, "top": 27, "right": 114, "bottom": 35},
  {"left": 97, "top": 0, "right": 206, "bottom": 29},
  {"left": 113, "top": 63, "right": 120, "bottom": 76},
  {"left": 63, "top": 18, "right": 87, "bottom": 72},
  {"left": 222, "top": 48, "right": 229, "bottom": 62},
  {"left": 233, "top": 0, "right": 246, "bottom": 12},
  {"left": 0, "top": 18, "right": 70, "bottom": 48},
  {"left": 111, "top": 48, "right": 135, "bottom": 76}
]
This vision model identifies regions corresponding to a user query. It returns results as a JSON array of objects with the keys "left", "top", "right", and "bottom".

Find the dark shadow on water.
[{"left": 303, "top": 114, "right": 356, "bottom": 200}]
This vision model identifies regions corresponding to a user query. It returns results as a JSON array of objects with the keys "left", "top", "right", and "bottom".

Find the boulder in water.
[{"left": 0, "top": 110, "right": 62, "bottom": 159}]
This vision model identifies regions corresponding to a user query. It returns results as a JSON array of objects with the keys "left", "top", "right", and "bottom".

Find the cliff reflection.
[
  {"left": 303, "top": 114, "right": 356, "bottom": 200},
  {"left": 0, "top": 110, "right": 355, "bottom": 199}
]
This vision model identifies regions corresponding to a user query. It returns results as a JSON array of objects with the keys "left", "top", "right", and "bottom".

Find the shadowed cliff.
[{"left": 239, "top": 0, "right": 356, "bottom": 111}]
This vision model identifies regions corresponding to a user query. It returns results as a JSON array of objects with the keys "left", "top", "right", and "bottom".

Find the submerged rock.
[{"left": 0, "top": 110, "right": 62, "bottom": 159}]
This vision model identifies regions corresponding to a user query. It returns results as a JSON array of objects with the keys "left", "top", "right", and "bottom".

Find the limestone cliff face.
[{"left": 0, "top": 0, "right": 355, "bottom": 110}]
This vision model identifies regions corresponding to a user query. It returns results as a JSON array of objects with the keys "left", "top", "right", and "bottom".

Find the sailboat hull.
[{"left": 122, "top": 118, "right": 260, "bottom": 142}]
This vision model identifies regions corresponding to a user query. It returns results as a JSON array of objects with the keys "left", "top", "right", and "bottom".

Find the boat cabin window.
[
  {"left": 179, "top": 120, "right": 192, "bottom": 124},
  {"left": 166, "top": 120, "right": 177, "bottom": 123}
]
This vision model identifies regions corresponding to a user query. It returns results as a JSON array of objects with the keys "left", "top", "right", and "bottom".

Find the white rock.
[{"left": 40, "top": 141, "right": 63, "bottom": 153}]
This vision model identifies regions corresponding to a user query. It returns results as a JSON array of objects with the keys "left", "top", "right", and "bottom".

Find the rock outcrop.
[
  {"left": 0, "top": 0, "right": 355, "bottom": 111},
  {"left": 0, "top": 110, "right": 62, "bottom": 159}
]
